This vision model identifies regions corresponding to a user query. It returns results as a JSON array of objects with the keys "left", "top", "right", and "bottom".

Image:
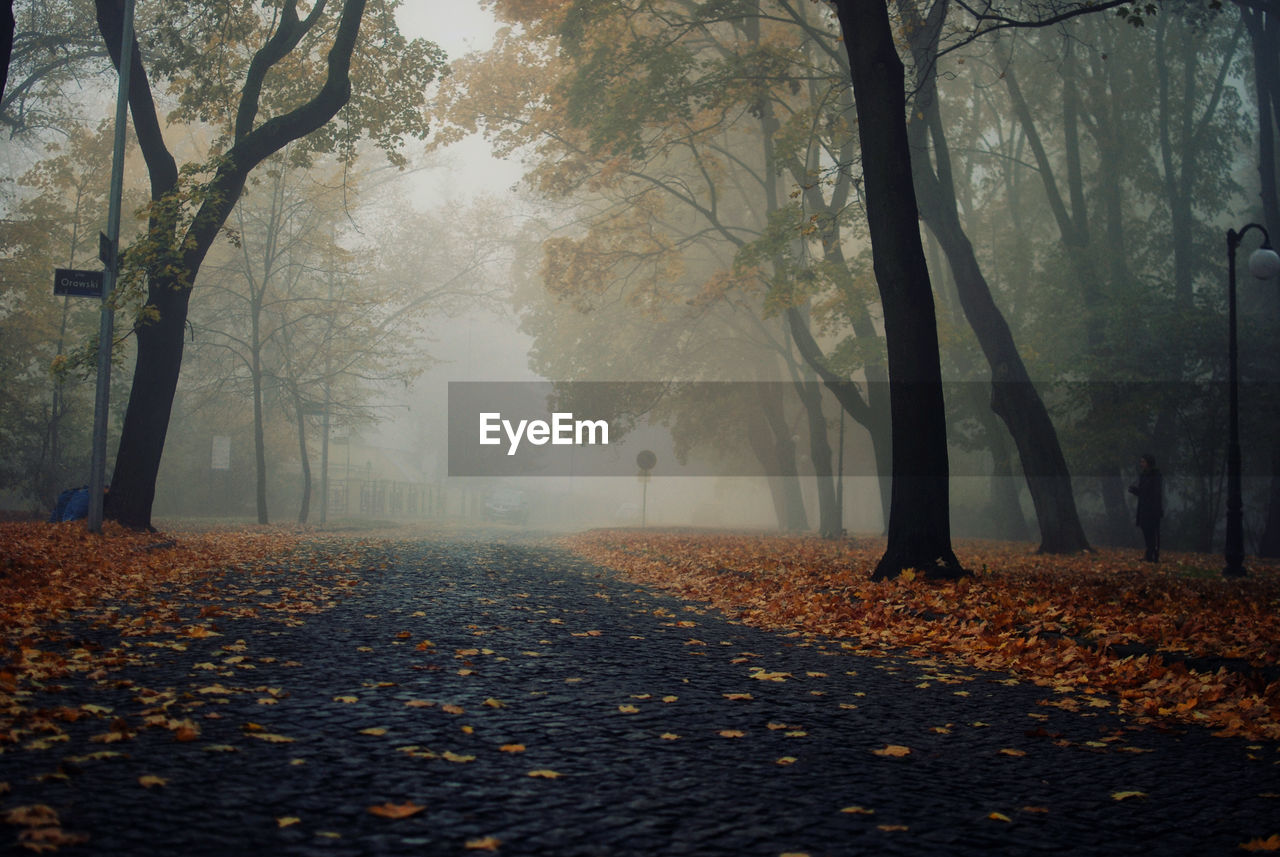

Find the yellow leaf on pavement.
[
  {"left": 1110, "top": 790, "right": 1147, "bottom": 801},
  {"left": 247, "top": 733, "right": 294, "bottom": 743},
  {"left": 367, "top": 801, "right": 425, "bottom": 819}
]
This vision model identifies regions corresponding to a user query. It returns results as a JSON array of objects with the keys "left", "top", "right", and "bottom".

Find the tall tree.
[
  {"left": 95, "top": 0, "right": 445, "bottom": 529},
  {"left": 900, "top": 0, "right": 1090, "bottom": 554},
  {"left": 832, "top": 0, "right": 962, "bottom": 579}
]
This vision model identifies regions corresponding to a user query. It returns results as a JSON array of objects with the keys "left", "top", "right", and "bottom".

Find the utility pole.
[{"left": 88, "top": 0, "right": 136, "bottom": 532}]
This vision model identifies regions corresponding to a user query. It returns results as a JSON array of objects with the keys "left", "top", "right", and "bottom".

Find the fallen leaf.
[
  {"left": 749, "top": 669, "right": 792, "bottom": 682},
  {"left": 360, "top": 727, "right": 388, "bottom": 736},
  {"left": 618, "top": 705, "right": 640, "bottom": 714},
  {"left": 441, "top": 704, "right": 465, "bottom": 715},
  {"left": 988, "top": 811, "right": 1012, "bottom": 822},
  {"left": 442, "top": 751, "right": 476, "bottom": 763},
  {"left": 777, "top": 756, "right": 798, "bottom": 765},
  {"left": 499, "top": 744, "right": 526, "bottom": 753},
  {"left": 466, "top": 836, "right": 502, "bottom": 851},
  {"left": 718, "top": 729, "right": 746, "bottom": 738},
  {"left": 1240, "top": 834, "right": 1280, "bottom": 852},
  {"left": 333, "top": 695, "right": 358, "bottom": 703},
  {"left": 660, "top": 733, "right": 681, "bottom": 740},
  {"left": 246, "top": 733, "right": 294, "bottom": 743},
  {"left": 138, "top": 775, "right": 167, "bottom": 788},
  {"left": 277, "top": 817, "right": 301, "bottom": 828},
  {"left": 527, "top": 768, "right": 562, "bottom": 779},
  {"left": 872, "top": 745, "right": 911, "bottom": 757},
  {"left": 368, "top": 801, "right": 425, "bottom": 819},
  {"left": 840, "top": 806, "right": 875, "bottom": 815},
  {"left": 999, "top": 748, "right": 1027, "bottom": 757},
  {"left": 1110, "top": 790, "right": 1147, "bottom": 801}
]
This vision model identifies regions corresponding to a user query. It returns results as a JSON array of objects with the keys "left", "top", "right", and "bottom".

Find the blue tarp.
[{"left": 49, "top": 486, "right": 90, "bottom": 522}]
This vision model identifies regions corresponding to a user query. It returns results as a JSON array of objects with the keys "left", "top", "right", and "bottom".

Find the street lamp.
[{"left": 1224, "top": 223, "right": 1280, "bottom": 578}]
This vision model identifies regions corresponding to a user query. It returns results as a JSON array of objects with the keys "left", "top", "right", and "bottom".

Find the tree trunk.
[
  {"left": 295, "top": 398, "right": 311, "bottom": 525},
  {"left": 795, "top": 377, "right": 839, "bottom": 538},
  {"left": 747, "top": 386, "right": 808, "bottom": 531},
  {"left": 252, "top": 339, "right": 269, "bottom": 525},
  {"left": 105, "top": 275, "right": 190, "bottom": 529},
  {"left": 0, "top": 0, "right": 13, "bottom": 104},
  {"left": 903, "top": 0, "right": 1089, "bottom": 554},
  {"left": 832, "top": 0, "right": 962, "bottom": 580}
]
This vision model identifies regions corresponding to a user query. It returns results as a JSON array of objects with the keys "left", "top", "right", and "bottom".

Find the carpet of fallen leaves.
[
  {"left": 565, "top": 530, "right": 1280, "bottom": 744},
  {"left": 0, "top": 519, "right": 385, "bottom": 850}
]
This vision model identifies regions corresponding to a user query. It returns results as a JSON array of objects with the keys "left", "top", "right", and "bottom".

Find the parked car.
[{"left": 483, "top": 487, "right": 529, "bottom": 524}]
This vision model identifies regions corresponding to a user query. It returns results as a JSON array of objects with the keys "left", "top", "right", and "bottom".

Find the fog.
[{"left": 4, "top": 0, "right": 1278, "bottom": 555}]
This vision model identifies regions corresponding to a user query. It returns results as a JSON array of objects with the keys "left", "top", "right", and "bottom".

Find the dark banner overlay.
[{"left": 447, "top": 381, "right": 1280, "bottom": 478}]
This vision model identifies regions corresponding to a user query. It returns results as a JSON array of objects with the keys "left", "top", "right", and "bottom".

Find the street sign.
[{"left": 54, "top": 268, "right": 104, "bottom": 298}]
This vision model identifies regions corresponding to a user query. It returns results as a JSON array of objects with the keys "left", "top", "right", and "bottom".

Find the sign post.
[
  {"left": 636, "top": 450, "right": 656, "bottom": 528},
  {"left": 87, "top": 0, "right": 136, "bottom": 533}
]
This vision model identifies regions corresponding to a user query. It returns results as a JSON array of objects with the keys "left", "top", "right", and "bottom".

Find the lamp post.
[{"left": 1224, "top": 223, "right": 1280, "bottom": 577}]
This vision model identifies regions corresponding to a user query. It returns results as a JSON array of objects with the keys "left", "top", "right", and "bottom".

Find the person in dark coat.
[{"left": 1128, "top": 454, "right": 1163, "bottom": 562}]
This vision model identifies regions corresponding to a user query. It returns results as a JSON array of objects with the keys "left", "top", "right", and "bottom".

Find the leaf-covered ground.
[
  {"left": 0, "top": 522, "right": 1277, "bottom": 854},
  {"left": 0, "top": 520, "right": 386, "bottom": 851},
  {"left": 565, "top": 530, "right": 1280, "bottom": 743}
]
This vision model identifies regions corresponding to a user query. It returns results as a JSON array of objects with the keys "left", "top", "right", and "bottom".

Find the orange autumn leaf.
[
  {"left": 368, "top": 801, "right": 426, "bottom": 819},
  {"left": 872, "top": 745, "right": 911, "bottom": 757},
  {"left": 1240, "top": 835, "right": 1280, "bottom": 852},
  {"left": 527, "top": 769, "right": 562, "bottom": 779},
  {"left": 466, "top": 836, "right": 502, "bottom": 851}
]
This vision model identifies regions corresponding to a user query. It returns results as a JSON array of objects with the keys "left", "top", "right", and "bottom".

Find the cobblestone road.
[{"left": 3, "top": 533, "right": 1277, "bottom": 855}]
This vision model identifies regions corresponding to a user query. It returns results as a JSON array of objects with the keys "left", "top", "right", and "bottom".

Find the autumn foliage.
[{"left": 566, "top": 530, "right": 1280, "bottom": 743}]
